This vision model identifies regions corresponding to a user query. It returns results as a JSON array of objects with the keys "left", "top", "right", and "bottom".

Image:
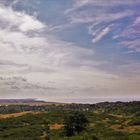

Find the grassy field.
[{"left": 0, "top": 110, "right": 139, "bottom": 140}]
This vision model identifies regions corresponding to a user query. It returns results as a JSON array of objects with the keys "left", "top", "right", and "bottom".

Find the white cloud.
[
  {"left": 65, "top": 0, "right": 135, "bottom": 46},
  {"left": 0, "top": 4, "right": 45, "bottom": 32},
  {"left": 0, "top": 1, "right": 140, "bottom": 102},
  {"left": 74, "top": 0, "right": 140, "bottom": 7},
  {"left": 65, "top": 0, "right": 140, "bottom": 53},
  {"left": 92, "top": 27, "right": 110, "bottom": 43},
  {"left": 134, "top": 16, "right": 140, "bottom": 25},
  {"left": 113, "top": 16, "right": 140, "bottom": 52},
  {"left": 0, "top": 28, "right": 46, "bottom": 52},
  {"left": 121, "top": 39, "right": 140, "bottom": 52}
]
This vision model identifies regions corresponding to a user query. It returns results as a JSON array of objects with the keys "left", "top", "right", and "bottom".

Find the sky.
[{"left": 0, "top": 0, "right": 140, "bottom": 103}]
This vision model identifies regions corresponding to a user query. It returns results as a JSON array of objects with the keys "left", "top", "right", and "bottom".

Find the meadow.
[{"left": 0, "top": 102, "right": 139, "bottom": 140}]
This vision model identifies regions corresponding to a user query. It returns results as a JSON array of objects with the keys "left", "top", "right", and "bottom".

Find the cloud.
[
  {"left": 0, "top": 4, "right": 45, "bottom": 32},
  {"left": 0, "top": 2, "right": 96, "bottom": 70},
  {"left": 66, "top": 0, "right": 139, "bottom": 15},
  {"left": 0, "top": 1, "right": 140, "bottom": 102},
  {"left": 92, "top": 27, "right": 110, "bottom": 43},
  {"left": 120, "top": 39, "right": 140, "bottom": 52},
  {"left": 0, "top": 59, "right": 27, "bottom": 67},
  {"left": 74, "top": 0, "right": 140, "bottom": 7},
  {"left": 66, "top": 8, "right": 134, "bottom": 24},
  {"left": 65, "top": 0, "right": 140, "bottom": 52},
  {"left": 113, "top": 17, "right": 140, "bottom": 52},
  {"left": 134, "top": 17, "right": 140, "bottom": 25},
  {"left": 63, "top": 1, "right": 136, "bottom": 47},
  {"left": 0, "top": 76, "right": 56, "bottom": 93},
  {"left": 0, "top": 2, "right": 96, "bottom": 84}
]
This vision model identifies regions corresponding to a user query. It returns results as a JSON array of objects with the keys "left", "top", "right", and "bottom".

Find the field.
[
  {"left": 0, "top": 108, "right": 139, "bottom": 140},
  {"left": 0, "top": 101, "right": 139, "bottom": 140}
]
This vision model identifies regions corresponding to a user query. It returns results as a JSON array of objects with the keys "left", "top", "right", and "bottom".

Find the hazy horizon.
[
  {"left": 0, "top": 0, "right": 140, "bottom": 103},
  {"left": 0, "top": 97, "right": 140, "bottom": 104}
]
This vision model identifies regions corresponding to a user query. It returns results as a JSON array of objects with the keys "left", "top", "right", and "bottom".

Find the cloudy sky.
[{"left": 0, "top": 0, "right": 140, "bottom": 103}]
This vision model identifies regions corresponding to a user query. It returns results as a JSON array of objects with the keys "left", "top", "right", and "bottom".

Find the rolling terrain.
[{"left": 0, "top": 100, "right": 139, "bottom": 140}]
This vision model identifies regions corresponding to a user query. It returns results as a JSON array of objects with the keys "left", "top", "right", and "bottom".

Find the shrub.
[{"left": 64, "top": 111, "right": 89, "bottom": 136}]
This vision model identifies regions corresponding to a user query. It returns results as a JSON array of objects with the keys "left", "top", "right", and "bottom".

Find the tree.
[{"left": 64, "top": 111, "right": 89, "bottom": 136}]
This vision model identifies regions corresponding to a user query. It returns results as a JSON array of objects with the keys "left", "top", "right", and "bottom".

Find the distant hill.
[
  {"left": 0, "top": 98, "right": 64, "bottom": 106},
  {"left": 0, "top": 98, "right": 37, "bottom": 103}
]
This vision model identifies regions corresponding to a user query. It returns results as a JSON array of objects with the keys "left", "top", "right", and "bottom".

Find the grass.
[{"left": 0, "top": 111, "right": 139, "bottom": 140}]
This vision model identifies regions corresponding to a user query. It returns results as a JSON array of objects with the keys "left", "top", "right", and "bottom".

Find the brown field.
[
  {"left": 110, "top": 124, "right": 140, "bottom": 132},
  {"left": 49, "top": 123, "right": 64, "bottom": 130},
  {"left": 0, "top": 112, "right": 40, "bottom": 119}
]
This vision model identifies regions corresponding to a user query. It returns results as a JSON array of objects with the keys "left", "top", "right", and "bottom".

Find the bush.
[{"left": 64, "top": 111, "right": 89, "bottom": 136}]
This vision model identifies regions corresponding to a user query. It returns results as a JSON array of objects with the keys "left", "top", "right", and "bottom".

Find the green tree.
[{"left": 64, "top": 111, "right": 89, "bottom": 136}]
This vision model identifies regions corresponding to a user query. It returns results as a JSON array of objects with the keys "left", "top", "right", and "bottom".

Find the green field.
[{"left": 0, "top": 109, "right": 139, "bottom": 140}]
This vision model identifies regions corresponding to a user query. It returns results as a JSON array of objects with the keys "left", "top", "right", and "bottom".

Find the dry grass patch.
[
  {"left": 111, "top": 124, "right": 140, "bottom": 132},
  {"left": 50, "top": 123, "right": 64, "bottom": 130},
  {"left": 0, "top": 111, "right": 40, "bottom": 119}
]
